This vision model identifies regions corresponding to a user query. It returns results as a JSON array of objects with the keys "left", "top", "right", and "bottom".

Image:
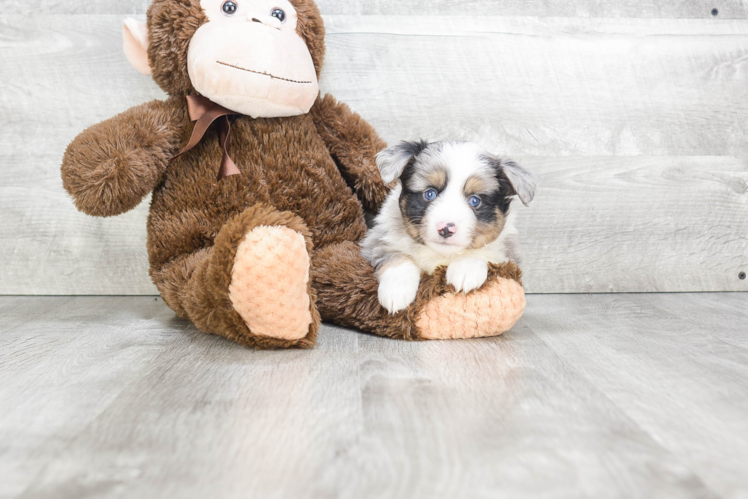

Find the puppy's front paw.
[
  {"left": 447, "top": 258, "right": 489, "bottom": 293},
  {"left": 378, "top": 262, "right": 422, "bottom": 314}
]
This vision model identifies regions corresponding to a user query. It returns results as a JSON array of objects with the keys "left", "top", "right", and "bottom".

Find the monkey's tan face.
[{"left": 188, "top": 0, "right": 320, "bottom": 118}]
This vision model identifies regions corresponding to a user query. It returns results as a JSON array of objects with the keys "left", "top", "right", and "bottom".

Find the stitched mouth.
[{"left": 216, "top": 61, "right": 313, "bottom": 85}]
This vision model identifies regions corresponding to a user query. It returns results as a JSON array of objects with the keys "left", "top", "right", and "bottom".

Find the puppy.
[{"left": 361, "top": 140, "right": 539, "bottom": 314}]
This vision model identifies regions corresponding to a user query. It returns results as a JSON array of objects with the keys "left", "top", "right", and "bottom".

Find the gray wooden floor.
[{"left": 0, "top": 294, "right": 746, "bottom": 498}]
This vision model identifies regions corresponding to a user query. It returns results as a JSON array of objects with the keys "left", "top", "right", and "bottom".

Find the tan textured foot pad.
[
  {"left": 229, "top": 226, "right": 312, "bottom": 341},
  {"left": 416, "top": 278, "right": 526, "bottom": 340}
]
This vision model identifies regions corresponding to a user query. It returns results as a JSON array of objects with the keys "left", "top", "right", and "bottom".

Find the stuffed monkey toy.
[{"left": 61, "top": 0, "right": 527, "bottom": 349}]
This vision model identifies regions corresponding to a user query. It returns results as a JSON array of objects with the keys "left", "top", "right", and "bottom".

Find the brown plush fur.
[
  {"left": 61, "top": 0, "right": 525, "bottom": 348},
  {"left": 62, "top": 99, "right": 186, "bottom": 217},
  {"left": 310, "top": 94, "right": 389, "bottom": 212}
]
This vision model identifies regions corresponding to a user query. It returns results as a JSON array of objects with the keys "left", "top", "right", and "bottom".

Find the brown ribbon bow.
[{"left": 171, "top": 95, "right": 242, "bottom": 181}]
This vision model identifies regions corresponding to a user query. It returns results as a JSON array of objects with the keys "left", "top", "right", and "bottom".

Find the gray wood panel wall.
[{"left": 1, "top": 3, "right": 747, "bottom": 295}]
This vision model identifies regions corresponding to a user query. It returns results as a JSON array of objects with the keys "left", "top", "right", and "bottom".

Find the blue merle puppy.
[{"left": 361, "top": 140, "right": 540, "bottom": 314}]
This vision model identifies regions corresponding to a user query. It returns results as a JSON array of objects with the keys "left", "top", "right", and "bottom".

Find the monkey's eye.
[
  {"left": 424, "top": 189, "right": 438, "bottom": 202},
  {"left": 222, "top": 1, "right": 238, "bottom": 15},
  {"left": 271, "top": 8, "right": 286, "bottom": 23},
  {"left": 468, "top": 196, "right": 482, "bottom": 208}
]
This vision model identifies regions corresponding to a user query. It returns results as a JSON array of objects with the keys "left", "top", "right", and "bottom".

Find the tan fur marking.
[
  {"left": 469, "top": 208, "right": 506, "bottom": 250},
  {"left": 408, "top": 165, "right": 448, "bottom": 192},
  {"left": 464, "top": 174, "right": 499, "bottom": 196},
  {"left": 423, "top": 167, "right": 448, "bottom": 191}
]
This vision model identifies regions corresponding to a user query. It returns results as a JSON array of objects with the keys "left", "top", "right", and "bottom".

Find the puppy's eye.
[
  {"left": 424, "top": 189, "right": 438, "bottom": 201},
  {"left": 271, "top": 8, "right": 286, "bottom": 22},
  {"left": 469, "top": 196, "right": 482, "bottom": 208},
  {"left": 222, "top": 1, "right": 238, "bottom": 15}
]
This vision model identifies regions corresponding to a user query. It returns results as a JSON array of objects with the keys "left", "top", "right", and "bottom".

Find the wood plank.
[
  {"left": 649, "top": 292, "right": 748, "bottom": 348},
  {"left": 4, "top": 16, "right": 747, "bottom": 157},
  {"left": 0, "top": 296, "right": 75, "bottom": 334},
  {"left": 3, "top": 295, "right": 737, "bottom": 498},
  {"left": 319, "top": 1, "right": 748, "bottom": 18},
  {"left": 0, "top": 15, "right": 163, "bottom": 296},
  {"left": 1, "top": 1, "right": 746, "bottom": 18},
  {"left": 0, "top": 1, "right": 150, "bottom": 15},
  {"left": 1, "top": 15, "right": 747, "bottom": 294},
  {"left": 4, "top": 155, "right": 745, "bottom": 294},
  {"left": 321, "top": 16, "right": 748, "bottom": 157},
  {"left": 518, "top": 156, "right": 748, "bottom": 293},
  {"left": 0, "top": 297, "right": 179, "bottom": 498},
  {"left": 528, "top": 293, "right": 748, "bottom": 497}
]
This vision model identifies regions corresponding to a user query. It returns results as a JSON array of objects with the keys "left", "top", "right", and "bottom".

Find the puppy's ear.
[
  {"left": 495, "top": 158, "right": 540, "bottom": 206},
  {"left": 376, "top": 140, "right": 429, "bottom": 184}
]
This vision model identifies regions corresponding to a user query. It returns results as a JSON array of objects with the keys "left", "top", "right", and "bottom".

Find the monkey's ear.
[
  {"left": 123, "top": 18, "right": 151, "bottom": 76},
  {"left": 376, "top": 140, "right": 429, "bottom": 184}
]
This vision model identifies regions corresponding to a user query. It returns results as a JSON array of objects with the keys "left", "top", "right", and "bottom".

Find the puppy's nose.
[{"left": 437, "top": 222, "right": 457, "bottom": 239}]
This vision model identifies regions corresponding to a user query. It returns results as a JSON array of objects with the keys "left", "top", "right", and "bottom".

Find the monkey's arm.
[
  {"left": 310, "top": 94, "right": 389, "bottom": 212},
  {"left": 61, "top": 98, "right": 186, "bottom": 217}
]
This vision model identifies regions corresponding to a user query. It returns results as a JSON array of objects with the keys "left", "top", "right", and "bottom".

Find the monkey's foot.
[
  {"left": 310, "top": 242, "right": 525, "bottom": 342},
  {"left": 229, "top": 226, "right": 314, "bottom": 342},
  {"left": 415, "top": 276, "right": 526, "bottom": 340}
]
